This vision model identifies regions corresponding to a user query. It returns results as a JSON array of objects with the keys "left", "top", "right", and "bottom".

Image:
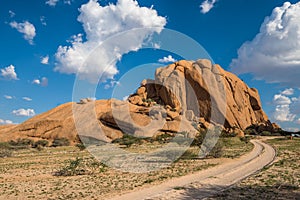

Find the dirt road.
[{"left": 110, "top": 140, "right": 276, "bottom": 200}]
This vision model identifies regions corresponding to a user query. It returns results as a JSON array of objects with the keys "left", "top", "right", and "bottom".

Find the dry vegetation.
[
  {"left": 209, "top": 137, "right": 300, "bottom": 200},
  {"left": 0, "top": 137, "right": 252, "bottom": 199}
]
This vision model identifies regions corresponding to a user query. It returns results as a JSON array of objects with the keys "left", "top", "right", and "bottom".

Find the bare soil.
[{"left": 0, "top": 137, "right": 252, "bottom": 200}]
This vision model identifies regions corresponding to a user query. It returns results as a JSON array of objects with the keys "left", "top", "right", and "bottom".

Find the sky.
[{"left": 0, "top": 0, "right": 300, "bottom": 131}]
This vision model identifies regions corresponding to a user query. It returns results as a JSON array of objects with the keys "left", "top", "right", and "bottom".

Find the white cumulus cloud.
[
  {"left": 1, "top": 65, "right": 19, "bottom": 80},
  {"left": 12, "top": 108, "right": 35, "bottom": 117},
  {"left": 274, "top": 105, "right": 296, "bottom": 122},
  {"left": 104, "top": 80, "right": 121, "bottom": 90},
  {"left": 273, "top": 94, "right": 292, "bottom": 105},
  {"left": 10, "top": 21, "right": 36, "bottom": 45},
  {"left": 46, "top": 0, "right": 72, "bottom": 6},
  {"left": 22, "top": 97, "right": 32, "bottom": 101},
  {"left": 272, "top": 92, "right": 297, "bottom": 122},
  {"left": 158, "top": 55, "right": 177, "bottom": 63},
  {"left": 0, "top": 119, "right": 13, "bottom": 125},
  {"left": 55, "top": 0, "right": 166, "bottom": 83},
  {"left": 200, "top": 0, "right": 217, "bottom": 14},
  {"left": 9, "top": 10, "right": 15, "bottom": 18},
  {"left": 290, "top": 97, "right": 300, "bottom": 115},
  {"left": 64, "top": 0, "right": 72, "bottom": 5},
  {"left": 32, "top": 79, "right": 41, "bottom": 85},
  {"left": 4, "top": 95, "right": 13, "bottom": 100},
  {"left": 281, "top": 88, "right": 294, "bottom": 96},
  {"left": 40, "top": 16, "right": 47, "bottom": 26},
  {"left": 41, "top": 55, "right": 49, "bottom": 65},
  {"left": 46, "top": 0, "right": 59, "bottom": 6},
  {"left": 32, "top": 77, "right": 48, "bottom": 86},
  {"left": 231, "top": 2, "right": 300, "bottom": 88}
]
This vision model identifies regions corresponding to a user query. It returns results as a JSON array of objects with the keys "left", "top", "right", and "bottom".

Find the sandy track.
[{"left": 109, "top": 140, "right": 276, "bottom": 200}]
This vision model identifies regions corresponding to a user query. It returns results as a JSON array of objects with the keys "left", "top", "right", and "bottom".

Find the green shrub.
[
  {"left": 192, "top": 128, "right": 224, "bottom": 158},
  {"left": 53, "top": 157, "right": 86, "bottom": 176},
  {"left": 112, "top": 134, "right": 143, "bottom": 147},
  {"left": 180, "top": 149, "right": 199, "bottom": 160},
  {"left": 9, "top": 138, "right": 33, "bottom": 146},
  {"left": 155, "top": 133, "right": 173, "bottom": 144},
  {"left": 32, "top": 140, "right": 49, "bottom": 148},
  {"left": 0, "top": 142, "right": 11, "bottom": 150},
  {"left": 51, "top": 138, "right": 70, "bottom": 147},
  {"left": 240, "top": 136, "right": 251, "bottom": 143},
  {"left": 53, "top": 158, "right": 107, "bottom": 176},
  {"left": 142, "top": 98, "right": 155, "bottom": 103},
  {"left": 220, "top": 131, "right": 237, "bottom": 138},
  {"left": 76, "top": 143, "right": 86, "bottom": 151},
  {"left": 191, "top": 130, "right": 206, "bottom": 146},
  {"left": 261, "top": 131, "right": 271, "bottom": 136},
  {"left": 244, "top": 128, "right": 258, "bottom": 135},
  {"left": 36, "top": 145, "right": 44, "bottom": 151},
  {"left": 0, "top": 149, "right": 12, "bottom": 158},
  {"left": 0, "top": 141, "right": 29, "bottom": 151},
  {"left": 208, "top": 140, "right": 224, "bottom": 158},
  {"left": 7, "top": 138, "right": 33, "bottom": 150}
]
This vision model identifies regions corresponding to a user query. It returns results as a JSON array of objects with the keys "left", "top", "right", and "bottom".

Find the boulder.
[
  {"left": 185, "top": 110, "right": 195, "bottom": 121},
  {"left": 130, "top": 59, "right": 271, "bottom": 131},
  {"left": 128, "top": 95, "right": 143, "bottom": 105}
]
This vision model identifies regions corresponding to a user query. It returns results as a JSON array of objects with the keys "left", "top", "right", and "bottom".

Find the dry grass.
[
  {"left": 0, "top": 137, "right": 253, "bottom": 199},
  {"left": 209, "top": 137, "right": 300, "bottom": 200}
]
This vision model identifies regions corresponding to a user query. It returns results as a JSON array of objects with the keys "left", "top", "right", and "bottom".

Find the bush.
[
  {"left": 36, "top": 145, "right": 44, "bottom": 151},
  {"left": 191, "top": 130, "right": 206, "bottom": 146},
  {"left": 190, "top": 128, "right": 224, "bottom": 158},
  {"left": 32, "top": 140, "right": 49, "bottom": 148},
  {"left": 261, "top": 131, "right": 272, "bottom": 136},
  {"left": 154, "top": 133, "right": 173, "bottom": 144},
  {"left": 0, "top": 149, "right": 12, "bottom": 158},
  {"left": 53, "top": 157, "right": 107, "bottom": 176},
  {"left": 180, "top": 150, "right": 199, "bottom": 160},
  {"left": 7, "top": 138, "right": 33, "bottom": 150},
  {"left": 9, "top": 138, "right": 33, "bottom": 146},
  {"left": 209, "top": 140, "right": 224, "bottom": 158},
  {"left": 240, "top": 136, "right": 251, "bottom": 143},
  {"left": 51, "top": 138, "right": 70, "bottom": 147},
  {"left": 220, "top": 131, "right": 237, "bottom": 138},
  {"left": 0, "top": 142, "right": 11, "bottom": 150},
  {"left": 76, "top": 143, "right": 86, "bottom": 151},
  {"left": 142, "top": 98, "right": 155, "bottom": 103},
  {"left": 53, "top": 157, "right": 86, "bottom": 176},
  {"left": 112, "top": 134, "right": 143, "bottom": 147},
  {"left": 244, "top": 128, "right": 258, "bottom": 135}
]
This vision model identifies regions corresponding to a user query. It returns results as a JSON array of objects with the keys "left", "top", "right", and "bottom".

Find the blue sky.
[{"left": 1, "top": 0, "right": 300, "bottom": 131}]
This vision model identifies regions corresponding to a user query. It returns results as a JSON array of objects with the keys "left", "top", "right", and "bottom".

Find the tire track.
[{"left": 109, "top": 140, "right": 276, "bottom": 200}]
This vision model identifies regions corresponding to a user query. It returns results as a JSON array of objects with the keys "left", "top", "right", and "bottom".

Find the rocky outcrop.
[
  {"left": 0, "top": 100, "right": 124, "bottom": 144},
  {"left": 0, "top": 59, "right": 276, "bottom": 144},
  {"left": 129, "top": 59, "right": 270, "bottom": 131}
]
